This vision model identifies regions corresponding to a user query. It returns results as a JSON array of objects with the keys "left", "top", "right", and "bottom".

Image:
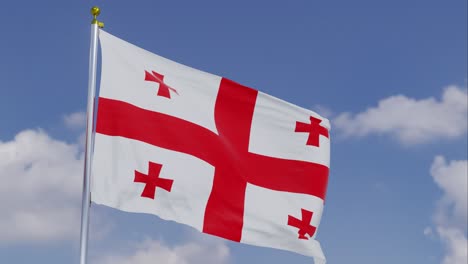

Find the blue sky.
[{"left": 0, "top": 1, "right": 466, "bottom": 264}]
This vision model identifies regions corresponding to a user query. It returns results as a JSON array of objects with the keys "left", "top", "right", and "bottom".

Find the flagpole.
[{"left": 79, "top": 6, "right": 103, "bottom": 264}]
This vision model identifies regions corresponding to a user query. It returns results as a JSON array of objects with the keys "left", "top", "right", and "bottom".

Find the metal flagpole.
[{"left": 79, "top": 6, "right": 103, "bottom": 264}]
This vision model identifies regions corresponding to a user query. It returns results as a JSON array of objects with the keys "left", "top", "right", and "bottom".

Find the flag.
[{"left": 91, "top": 30, "right": 330, "bottom": 264}]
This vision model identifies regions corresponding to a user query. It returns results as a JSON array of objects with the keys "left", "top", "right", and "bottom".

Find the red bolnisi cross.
[
  {"left": 134, "top": 161, "right": 174, "bottom": 199},
  {"left": 288, "top": 208, "right": 317, "bottom": 240},
  {"left": 144, "top": 70, "right": 179, "bottom": 98},
  {"left": 295, "top": 116, "right": 329, "bottom": 147},
  {"left": 96, "top": 70, "right": 329, "bottom": 242}
]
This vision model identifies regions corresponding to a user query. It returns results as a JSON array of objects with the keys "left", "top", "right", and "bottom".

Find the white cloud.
[
  {"left": 431, "top": 156, "right": 468, "bottom": 226},
  {"left": 63, "top": 111, "right": 87, "bottom": 150},
  {"left": 0, "top": 129, "right": 83, "bottom": 242},
  {"left": 63, "top": 111, "right": 86, "bottom": 130},
  {"left": 430, "top": 156, "right": 467, "bottom": 264},
  {"left": 437, "top": 227, "right": 467, "bottom": 264},
  {"left": 94, "top": 236, "right": 230, "bottom": 264},
  {"left": 334, "top": 85, "right": 468, "bottom": 144}
]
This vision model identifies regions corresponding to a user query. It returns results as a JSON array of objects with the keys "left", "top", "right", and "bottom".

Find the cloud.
[
  {"left": 0, "top": 129, "right": 83, "bottom": 243},
  {"left": 436, "top": 227, "right": 468, "bottom": 264},
  {"left": 63, "top": 111, "right": 88, "bottom": 150},
  {"left": 430, "top": 156, "right": 467, "bottom": 264},
  {"left": 431, "top": 156, "right": 468, "bottom": 226},
  {"left": 63, "top": 111, "right": 86, "bottom": 130},
  {"left": 94, "top": 236, "right": 230, "bottom": 264},
  {"left": 333, "top": 85, "right": 468, "bottom": 144}
]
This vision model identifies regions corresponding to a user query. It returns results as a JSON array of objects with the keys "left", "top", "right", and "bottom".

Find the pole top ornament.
[{"left": 91, "top": 6, "right": 104, "bottom": 28}]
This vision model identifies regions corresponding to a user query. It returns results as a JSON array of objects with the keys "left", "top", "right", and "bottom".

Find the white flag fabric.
[{"left": 91, "top": 29, "right": 330, "bottom": 264}]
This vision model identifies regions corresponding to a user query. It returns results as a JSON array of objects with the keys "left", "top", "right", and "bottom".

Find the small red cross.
[
  {"left": 295, "top": 116, "right": 329, "bottom": 147},
  {"left": 287, "top": 208, "right": 317, "bottom": 240},
  {"left": 134, "top": 161, "right": 174, "bottom": 199},
  {"left": 144, "top": 70, "right": 179, "bottom": 99}
]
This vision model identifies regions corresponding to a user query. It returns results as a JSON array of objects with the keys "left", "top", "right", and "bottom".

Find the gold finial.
[
  {"left": 91, "top": 6, "right": 104, "bottom": 28},
  {"left": 91, "top": 6, "right": 100, "bottom": 16}
]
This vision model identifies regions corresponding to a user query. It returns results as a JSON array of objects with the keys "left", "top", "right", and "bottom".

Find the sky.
[{"left": 0, "top": 1, "right": 466, "bottom": 264}]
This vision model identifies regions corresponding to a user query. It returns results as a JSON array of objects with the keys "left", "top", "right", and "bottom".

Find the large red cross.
[
  {"left": 287, "top": 208, "right": 317, "bottom": 240},
  {"left": 295, "top": 116, "right": 329, "bottom": 147},
  {"left": 144, "top": 70, "right": 179, "bottom": 98},
  {"left": 134, "top": 161, "right": 174, "bottom": 199},
  {"left": 96, "top": 78, "right": 329, "bottom": 242}
]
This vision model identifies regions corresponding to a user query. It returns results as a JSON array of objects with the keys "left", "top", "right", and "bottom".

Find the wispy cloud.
[{"left": 333, "top": 85, "right": 467, "bottom": 144}]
